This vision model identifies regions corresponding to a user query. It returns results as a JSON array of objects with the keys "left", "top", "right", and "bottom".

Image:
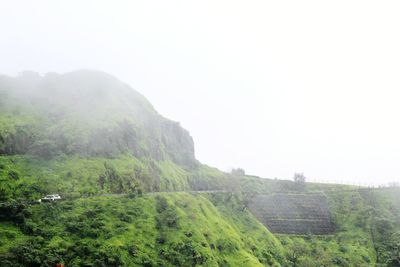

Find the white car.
[{"left": 39, "top": 194, "right": 62, "bottom": 202}]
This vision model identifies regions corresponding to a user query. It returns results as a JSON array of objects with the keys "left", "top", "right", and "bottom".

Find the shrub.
[
  {"left": 0, "top": 200, "right": 26, "bottom": 223},
  {"left": 117, "top": 212, "right": 133, "bottom": 223},
  {"left": 155, "top": 196, "right": 179, "bottom": 229},
  {"left": 156, "top": 196, "right": 168, "bottom": 213},
  {"left": 8, "top": 170, "right": 20, "bottom": 180}
]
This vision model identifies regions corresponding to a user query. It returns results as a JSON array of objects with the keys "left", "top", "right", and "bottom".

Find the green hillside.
[
  {"left": 1, "top": 188, "right": 399, "bottom": 266},
  {"left": 0, "top": 193, "right": 286, "bottom": 266},
  {"left": 0, "top": 71, "right": 227, "bottom": 202},
  {"left": 1, "top": 71, "right": 400, "bottom": 266},
  {"left": 0, "top": 71, "right": 195, "bottom": 166}
]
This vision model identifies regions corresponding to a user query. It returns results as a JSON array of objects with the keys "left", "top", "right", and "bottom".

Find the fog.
[{"left": 1, "top": 1, "right": 400, "bottom": 185}]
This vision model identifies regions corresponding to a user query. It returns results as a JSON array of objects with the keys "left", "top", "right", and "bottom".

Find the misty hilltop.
[
  {"left": 0, "top": 70, "right": 196, "bottom": 167},
  {"left": 0, "top": 70, "right": 400, "bottom": 267}
]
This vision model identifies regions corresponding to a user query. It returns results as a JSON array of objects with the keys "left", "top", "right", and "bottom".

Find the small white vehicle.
[{"left": 39, "top": 194, "right": 62, "bottom": 202}]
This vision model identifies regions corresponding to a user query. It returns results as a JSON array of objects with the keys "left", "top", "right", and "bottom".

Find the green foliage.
[
  {"left": 0, "top": 194, "right": 284, "bottom": 266},
  {"left": 0, "top": 155, "right": 193, "bottom": 202},
  {"left": 7, "top": 170, "right": 20, "bottom": 180},
  {"left": 284, "top": 238, "right": 309, "bottom": 266},
  {"left": 293, "top": 173, "right": 306, "bottom": 191},
  {"left": 0, "top": 200, "right": 26, "bottom": 224},
  {"left": 188, "top": 165, "right": 230, "bottom": 191},
  {"left": 155, "top": 196, "right": 179, "bottom": 229},
  {"left": 1, "top": 183, "right": 400, "bottom": 266}
]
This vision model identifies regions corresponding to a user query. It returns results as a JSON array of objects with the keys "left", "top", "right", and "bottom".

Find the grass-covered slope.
[
  {"left": 0, "top": 193, "right": 285, "bottom": 267},
  {"left": 0, "top": 153, "right": 235, "bottom": 203},
  {"left": 2, "top": 188, "right": 400, "bottom": 267},
  {"left": 0, "top": 155, "right": 195, "bottom": 202}
]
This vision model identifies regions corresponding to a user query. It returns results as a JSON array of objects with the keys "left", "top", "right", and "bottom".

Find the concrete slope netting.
[{"left": 248, "top": 193, "right": 335, "bottom": 235}]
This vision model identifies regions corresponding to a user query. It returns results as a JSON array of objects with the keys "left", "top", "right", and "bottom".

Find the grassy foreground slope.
[
  {"left": 2, "top": 187, "right": 399, "bottom": 267},
  {"left": 0, "top": 193, "right": 285, "bottom": 267}
]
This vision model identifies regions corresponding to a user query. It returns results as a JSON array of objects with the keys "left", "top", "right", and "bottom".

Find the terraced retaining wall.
[{"left": 248, "top": 193, "right": 335, "bottom": 235}]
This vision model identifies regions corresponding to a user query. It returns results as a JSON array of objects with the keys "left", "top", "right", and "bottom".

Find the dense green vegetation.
[
  {"left": 1, "top": 71, "right": 400, "bottom": 266},
  {"left": 0, "top": 155, "right": 192, "bottom": 202},
  {"left": 1, "top": 188, "right": 399, "bottom": 266},
  {"left": 0, "top": 193, "right": 286, "bottom": 266}
]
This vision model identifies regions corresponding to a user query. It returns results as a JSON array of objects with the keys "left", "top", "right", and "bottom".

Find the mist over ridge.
[
  {"left": 1, "top": 2, "right": 400, "bottom": 265},
  {"left": 0, "top": 70, "right": 196, "bottom": 167}
]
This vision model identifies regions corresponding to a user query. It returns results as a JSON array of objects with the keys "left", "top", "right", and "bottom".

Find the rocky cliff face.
[{"left": 0, "top": 70, "right": 197, "bottom": 167}]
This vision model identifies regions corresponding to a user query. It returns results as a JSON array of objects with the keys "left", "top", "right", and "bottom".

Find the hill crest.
[{"left": 0, "top": 70, "right": 197, "bottom": 167}]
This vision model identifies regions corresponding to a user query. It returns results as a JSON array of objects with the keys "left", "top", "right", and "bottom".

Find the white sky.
[{"left": 1, "top": 1, "right": 400, "bottom": 185}]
